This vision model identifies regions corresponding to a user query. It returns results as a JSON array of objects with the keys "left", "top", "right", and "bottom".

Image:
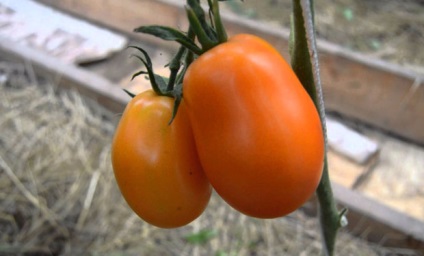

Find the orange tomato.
[
  {"left": 183, "top": 34, "right": 324, "bottom": 218},
  {"left": 111, "top": 90, "right": 211, "bottom": 228}
]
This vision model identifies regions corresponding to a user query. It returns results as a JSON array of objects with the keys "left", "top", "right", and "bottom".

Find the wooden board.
[
  {"left": 36, "top": 0, "right": 424, "bottom": 145},
  {"left": 357, "top": 130, "right": 424, "bottom": 222},
  {"left": 0, "top": 37, "right": 128, "bottom": 113},
  {"left": 0, "top": 0, "right": 128, "bottom": 64},
  {"left": 327, "top": 151, "right": 373, "bottom": 189},
  {"left": 333, "top": 183, "right": 424, "bottom": 251}
]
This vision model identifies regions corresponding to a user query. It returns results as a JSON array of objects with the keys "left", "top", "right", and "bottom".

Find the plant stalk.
[{"left": 290, "top": 0, "right": 343, "bottom": 255}]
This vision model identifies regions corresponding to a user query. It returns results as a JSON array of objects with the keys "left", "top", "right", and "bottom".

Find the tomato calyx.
[
  {"left": 129, "top": 45, "right": 169, "bottom": 97},
  {"left": 134, "top": 0, "right": 228, "bottom": 55},
  {"left": 129, "top": 0, "right": 231, "bottom": 123},
  {"left": 128, "top": 45, "right": 184, "bottom": 124}
]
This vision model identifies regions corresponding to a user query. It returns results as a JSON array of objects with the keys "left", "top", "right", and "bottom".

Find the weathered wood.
[
  {"left": 333, "top": 183, "right": 424, "bottom": 252},
  {"left": 35, "top": 0, "right": 185, "bottom": 52},
  {"left": 80, "top": 41, "right": 159, "bottom": 84},
  {"left": 0, "top": 0, "right": 128, "bottom": 64},
  {"left": 0, "top": 37, "right": 128, "bottom": 113},
  {"left": 36, "top": 0, "right": 424, "bottom": 145},
  {"left": 326, "top": 151, "right": 369, "bottom": 188}
]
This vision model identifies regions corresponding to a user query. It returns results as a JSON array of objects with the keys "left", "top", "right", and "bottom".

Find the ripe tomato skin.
[
  {"left": 111, "top": 90, "right": 211, "bottom": 228},
  {"left": 183, "top": 34, "right": 324, "bottom": 218}
]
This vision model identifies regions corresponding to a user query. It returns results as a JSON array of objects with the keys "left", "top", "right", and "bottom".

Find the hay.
[{"left": 0, "top": 60, "right": 418, "bottom": 255}]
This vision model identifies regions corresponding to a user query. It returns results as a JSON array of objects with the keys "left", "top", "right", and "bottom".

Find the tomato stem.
[
  {"left": 167, "top": 47, "right": 186, "bottom": 92},
  {"left": 290, "top": 0, "right": 342, "bottom": 255},
  {"left": 187, "top": 0, "right": 217, "bottom": 41},
  {"left": 209, "top": 0, "right": 227, "bottom": 43},
  {"left": 185, "top": 6, "right": 216, "bottom": 52}
]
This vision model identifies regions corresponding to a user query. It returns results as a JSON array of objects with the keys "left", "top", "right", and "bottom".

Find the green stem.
[
  {"left": 187, "top": 0, "right": 217, "bottom": 41},
  {"left": 290, "top": 0, "right": 343, "bottom": 255},
  {"left": 290, "top": 2, "right": 317, "bottom": 105},
  {"left": 316, "top": 156, "right": 341, "bottom": 256},
  {"left": 209, "top": 0, "right": 227, "bottom": 43},
  {"left": 177, "top": 28, "right": 196, "bottom": 86},
  {"left": 186, "top": 6, "right": 216, "bottom": 51},
  {"left": 167, "top": 47, "right": 186, "bottom": 91}
]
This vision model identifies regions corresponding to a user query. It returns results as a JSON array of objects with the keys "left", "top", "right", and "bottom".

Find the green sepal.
[
  {"left": 134, "top": 26, "right": 202, "bottom": 55},
  {"left": 128, "top": 45, "right": 151, "bottom": 62},
  {"left": 130, "top": 54, "right": 163, "bottom": 96},
  {"left": 129, "top": 45, "right": 171, "bottom": 96},
  {"left": 153, "top": 74, "right": 168, "bottom": 92},
  {"left": 122, "top": 88, "right": 136, "bottom": 98},
  {"left": 166, "top": 47, "right": 185, "bottom": 91},
  {"left": 130, "top": 70, "right": 146, "bottom": 81},
  {"left": 168, "top": 82, "right": 183, "bottom": 125}
]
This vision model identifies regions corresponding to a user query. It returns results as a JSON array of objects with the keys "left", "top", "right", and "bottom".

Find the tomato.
[
  {"left": 183, "top": 34, "right": 324, "bottom": 218},
  {"left": 111, "top": 90, "right": 212, "bottom": 228}
]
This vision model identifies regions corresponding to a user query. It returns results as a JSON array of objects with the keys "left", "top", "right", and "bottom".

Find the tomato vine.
[{"left": 112, "top": 0, "right": 341, "bottom": 255}]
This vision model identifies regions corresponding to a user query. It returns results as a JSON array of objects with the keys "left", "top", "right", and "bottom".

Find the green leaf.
[
  {"left": 130, "top": 70, "right": 147, "bottom": 81},
  {"left": 185, "top": 229, "right": 217, "bottom": 244},
  {"left": 128, "top": 45, "right": 172, "bottom": 97},
  {"left": 153, "top": 74, "right": 168, "bottom": 92},
  {"left": 215, "top": 251, "right": 237, "bottom": 256},
  {"left": 134, "top": 25, "right": 202, "bottom": 55},
  {"left": 343, "top": 8, "right": 354, "bottom": 21},
  {"left": 370, "top": 39, "right": 381, "bottom": 50}
]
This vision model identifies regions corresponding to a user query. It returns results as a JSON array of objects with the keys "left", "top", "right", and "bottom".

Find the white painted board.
[{"left": 0, "top": 0, "right": 128, "bottom": 64}]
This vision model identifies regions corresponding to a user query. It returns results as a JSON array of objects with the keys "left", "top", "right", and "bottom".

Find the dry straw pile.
[{"left": 0, "top": 60, "right": 416, "bottom": 255}]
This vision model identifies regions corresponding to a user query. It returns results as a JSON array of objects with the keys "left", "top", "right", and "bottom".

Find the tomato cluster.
[{"left": 112, "top": 34, "right": 325, "bottom": 228}]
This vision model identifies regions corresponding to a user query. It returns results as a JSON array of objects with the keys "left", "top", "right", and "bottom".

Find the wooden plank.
[
  {"left": 333, "top": 183, "right": 424, "bottom": 252},
  {"left": 35, "top": 0, "right": 185, "bottom": 52},
  {"left": 327, "top": 151, "right": 370, "bottom": 188},
  {"left": 36, "top": 0, "right": 424, "bottom": 145},
  {"left": 357, "top": 134, "right": 424, "bottom": 222},
  {"left": 80, "top": 40, "right": 159, "bottom": 84},
  {"left": 0, "top": 0, "right": 128, "bottom": 64},
  {"left": 0, "top": 37, "right": 128, "bottom": 114}
]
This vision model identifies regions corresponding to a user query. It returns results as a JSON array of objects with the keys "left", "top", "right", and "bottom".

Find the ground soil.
[{"left": 224, "top": 0, "right": 424, "bottom": 75}]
